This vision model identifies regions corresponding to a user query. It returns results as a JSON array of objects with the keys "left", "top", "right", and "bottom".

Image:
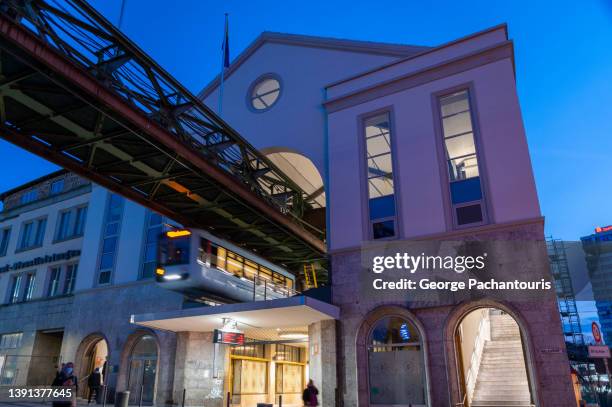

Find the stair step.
[
  {"left": 474, "top": 395, "right": 531, "bottom": 400},
  {"left": 469, "top": 314, "right": 531, "bottom": 406},
  {"left": 472, "top": 403, "right": 532, "bottom": 407},
  {"left": 474, "top": 380, "right": 529, "bottom": 386},
  {"left": 475, "top": 388, "right": 531, "bottom": 394}
]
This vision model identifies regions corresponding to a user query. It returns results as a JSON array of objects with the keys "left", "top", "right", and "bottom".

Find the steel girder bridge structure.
[{"left": 0, "top": 0, "right": 326, "bottom": 277}]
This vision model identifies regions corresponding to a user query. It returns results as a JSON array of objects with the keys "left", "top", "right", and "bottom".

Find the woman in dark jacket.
[
  {"left": 302, "top": 379, "right": 319, "bottom": 406},
  {"left": 52, "top": 362, "right": 78, "bottom": 407}
]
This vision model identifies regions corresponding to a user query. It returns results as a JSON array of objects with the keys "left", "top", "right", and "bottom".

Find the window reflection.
[
  {"left": 439, "top": 90, "right": 485, "bottom": 226},
  {"left": 364, "top": 113, "right": 396, "bottom": 239}
]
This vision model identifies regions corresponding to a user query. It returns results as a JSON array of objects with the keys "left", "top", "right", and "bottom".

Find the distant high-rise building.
[{"left": 581, "top": 226, "right": 612, "bottom": 344}]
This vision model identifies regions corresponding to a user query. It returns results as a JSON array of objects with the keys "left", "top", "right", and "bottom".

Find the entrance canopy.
[{"left": 131, "top": 296, "right": 339, "bottom": 342}]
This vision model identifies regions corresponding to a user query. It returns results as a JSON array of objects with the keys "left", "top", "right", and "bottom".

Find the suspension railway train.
[{"left": 155, "top": 228, "right": 296, "bottom": 302}]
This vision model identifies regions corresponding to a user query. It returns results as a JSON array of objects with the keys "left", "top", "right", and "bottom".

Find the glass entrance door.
[
  {"left": 128, "top": 359, "right": 156, "bottom": 404},
  {"left": 127, "top": 335, "right": 158, "bottom": 405}
]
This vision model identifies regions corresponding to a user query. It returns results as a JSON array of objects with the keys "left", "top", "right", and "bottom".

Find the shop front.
[
  {"left": 132, "top": 296, "right": 338, "bottom": 407},
  {"left": 229, "top": 342, "right": 307, "bottom": 407}
]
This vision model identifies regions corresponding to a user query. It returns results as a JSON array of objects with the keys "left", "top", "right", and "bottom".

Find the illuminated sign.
[
  {"left": 596, "top": 225, "right": 612, "bottom": 234},
  {"left": 213, "top": 329, "right": 245, "bottom": 345}
]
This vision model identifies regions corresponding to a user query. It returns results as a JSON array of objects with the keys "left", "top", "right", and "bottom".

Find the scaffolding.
[{"left": 547, "top": 237, "right": 584, "bottom": 345}]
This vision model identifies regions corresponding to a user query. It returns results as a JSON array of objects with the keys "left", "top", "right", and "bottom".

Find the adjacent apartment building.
[
  {"left": 0, "top": 23, "right": 577, "bottom": 407},
  {"left": 0, "top": 170, "right": 185, "bottom": 404}
]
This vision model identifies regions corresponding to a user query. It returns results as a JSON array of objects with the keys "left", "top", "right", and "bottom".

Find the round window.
[{"left": 249, "top": 76, "right": 281, "bottom": 111}]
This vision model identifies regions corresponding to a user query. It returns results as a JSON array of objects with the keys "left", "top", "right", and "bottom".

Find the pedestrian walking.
[
  {"left": 87, "top": 367, "right": 102, "bottom": 404},
  {"left": 52, "top": 362, "right": 78, "bottom": 407}
]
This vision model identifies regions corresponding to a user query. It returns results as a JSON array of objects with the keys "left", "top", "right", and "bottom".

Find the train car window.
[
  {"left": 199, "top": 237, "right": 210, "bottom": 264},
  {"left": 244, "top": 260, "right": 258, "bottom": 281},
  {"left": 199, "top": 238, "right": 295, "bottom": 290},
  {"left": 273, "top": 273, "right": 284, "bottom": 285},
  {"left": 259, "top": 267, "right": 273, "bottom": 282},
  {"left": 227, "top": 252, "right": 244, "bottom": 277},
  {"left": 215, "top": 246, "right": 227, "bottom": 270},
  {"left": 160, "top": 235, "right": 190, "bottom": 266}
]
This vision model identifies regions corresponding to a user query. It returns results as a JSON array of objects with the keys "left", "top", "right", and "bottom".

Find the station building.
[{"left": 0, "top": 23, "right": 577, "bottom": 407}]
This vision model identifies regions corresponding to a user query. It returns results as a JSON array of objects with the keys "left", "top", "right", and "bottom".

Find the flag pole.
[{"left": 218, "top": 13, "right": 229, "bottom": 117}]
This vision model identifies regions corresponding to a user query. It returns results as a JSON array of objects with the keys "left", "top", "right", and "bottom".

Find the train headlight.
[{"left": 163, "top": 274, "right": 182, "bottom": 280}]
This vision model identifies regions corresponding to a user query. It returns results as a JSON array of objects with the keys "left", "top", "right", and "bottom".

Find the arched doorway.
[
  {"left": 76, "top": 334, "right": 109, "bottom": 399},
  {"left": 359, "top": 309, "right": 429, "bottom": 407},
  {"left": 454, "top": 307, "right": 534, "bottom": 407},
  {"left": 126, "top": 334, "right": 158, "bottom": 405}
]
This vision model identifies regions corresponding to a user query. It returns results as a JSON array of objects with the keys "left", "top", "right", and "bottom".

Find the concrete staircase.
[{"left": 471, "top": 313, "right": 532, "bottom": 407}]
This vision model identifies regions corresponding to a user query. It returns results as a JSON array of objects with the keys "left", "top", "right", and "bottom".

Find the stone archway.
[
  {"left": 355, "top": 305, "right": 432, "bottom": 407},
  {"left": 443, "top": 300, "right": 540, "bottom": 407},
  {"left": 74, "top": 333, "right": 110, "bottom": 399},
  {"left": 117, "top": 330, "right": 161, "bottom": 406}
]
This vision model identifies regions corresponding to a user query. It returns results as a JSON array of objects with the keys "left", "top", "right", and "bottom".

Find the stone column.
[
  {"left": 173, "top": 332, "right": 227, "bottom": 407},
  {"left": 308, "top": 320, "right": 337, "bottom": 407}
]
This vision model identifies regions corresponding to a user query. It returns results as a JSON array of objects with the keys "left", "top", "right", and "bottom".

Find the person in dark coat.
[
  {"left": 302, "top": 379, "right": 319, "bottom": 406},
  {"left": 87, "top": 367, "right": 102, "bottom": 404},
  {"left": 52, "top": 362, "right": 78, "bottom": 407}
]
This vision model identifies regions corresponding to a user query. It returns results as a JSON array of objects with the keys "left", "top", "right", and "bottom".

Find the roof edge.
[
  {"left": 197, "top": 31, "right": 430, "bottom": 101},
  {"left": 324, "top": 23, "right": 509, "bottom": 90},
  {"left": 0, "top": 169, "right": 68, "bottom": 201}
]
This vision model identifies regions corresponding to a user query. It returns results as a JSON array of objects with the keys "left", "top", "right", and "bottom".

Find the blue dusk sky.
[{"left": 0, "top": 0, "right": 610, "bottom": 240}]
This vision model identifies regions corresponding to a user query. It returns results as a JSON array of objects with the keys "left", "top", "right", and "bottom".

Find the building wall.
[
  {"left": 62, "top": 282, "right": 182, "bottom": 405},
  {"left": 326, "top": 51, "right": 540, "bottom": 250},
  {"left": 458, "top": 308, "right": 487, "bottom": 379},
  {"left": 202, "top": 42, "right": 402, "bottom": 178},
  {"left": 332, "top": 221, "right": 576, "bottom": 407},
  {"left": 0, "top": 188, "right": 89, "bottom": 302},
  {"left": 76, "top": 185, "right": 149, "bottom": 289}
]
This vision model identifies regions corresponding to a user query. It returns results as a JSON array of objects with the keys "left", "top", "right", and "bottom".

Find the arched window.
[
  {"left": 127, "top": 335, "right": 158, "bottom": 405},
  {"left": 368, "top": 317, "right": 426, "bottom": 406}
]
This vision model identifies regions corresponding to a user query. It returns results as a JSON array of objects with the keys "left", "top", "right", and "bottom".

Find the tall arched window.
[
  {"left": 127, "top": 335, "right": 158, "bottom": 405},
  {"left": 368, "top": 317, "right": 426, "bottom": 406}
]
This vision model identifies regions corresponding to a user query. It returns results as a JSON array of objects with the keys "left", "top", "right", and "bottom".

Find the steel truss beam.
[{"left": 0, "top": 0, "right": 327, "bottom": 276}]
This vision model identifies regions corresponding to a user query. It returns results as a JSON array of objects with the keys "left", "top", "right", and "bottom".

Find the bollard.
[
  {"left": 114, "top": 391, "right": 129, "bottom": 407},
  {"left": 138, "top": 384, "right": 144, "bottom": 407},
  {"left": 279, "top": 394, "right": 282, "bottom": 407},
  {"left": 226, "top": 391, "right": 230, "bottom": 407},
  {"left": 181, "top": 388, "right": 186, "bottom": 407},
  {"left": 102, "top": 385, "right": 108, "bottom": 407},
  {"left": 96, "top": 385, "right": 106, "bottom": 404}
]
